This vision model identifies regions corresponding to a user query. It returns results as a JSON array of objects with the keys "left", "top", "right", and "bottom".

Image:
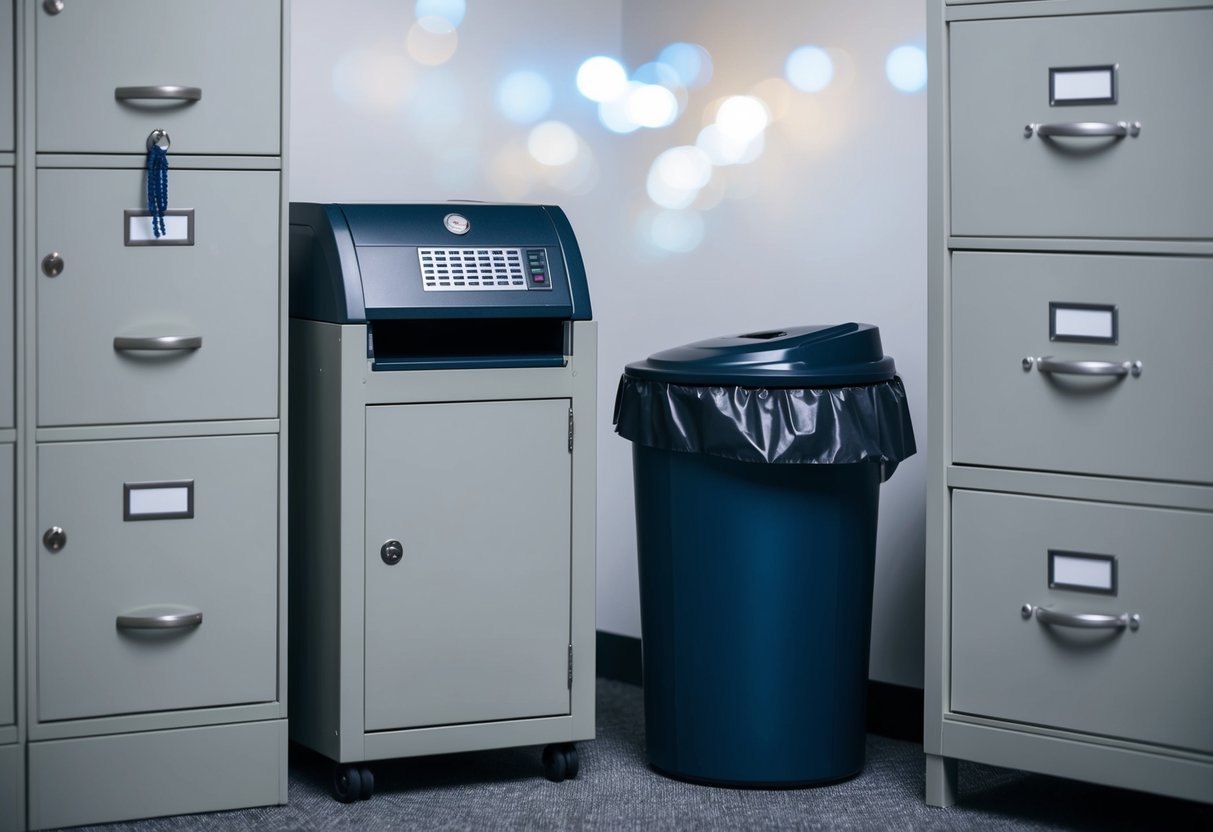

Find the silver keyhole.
[
  {"left": 381, "top": 539, "right": 403, "bottom": 565},
  {"left": 43, "top": 527, "right": 67, "bottom": 552},
  {"left": 42, "top": 252, "right": 64, "bottom": 278},
  {"left": 44, "top": 0, "right": 64, "bottom": 15}
]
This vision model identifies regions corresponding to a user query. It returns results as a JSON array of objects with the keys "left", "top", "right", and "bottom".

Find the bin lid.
[{"left": 624, "top": 323, "right": 896, "bottom": 386}]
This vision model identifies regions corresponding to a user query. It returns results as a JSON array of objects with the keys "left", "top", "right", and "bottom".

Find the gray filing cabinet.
[
  {"left": 16, "top": 2, "right": 290, "bottom": 828},
  {"left": 2, "top": 1, "right": 22, "bottom": 829},
  {"left": 289, "top": 203, "right": 596, "bottom": 801},
  {"left": 927, "top": 0, "right": 1213, "bottom": 807}
]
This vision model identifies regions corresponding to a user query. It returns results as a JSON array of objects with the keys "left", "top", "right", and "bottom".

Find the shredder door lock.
[{"left": 381, "top": 539, "right": 403, "bottom": 565}]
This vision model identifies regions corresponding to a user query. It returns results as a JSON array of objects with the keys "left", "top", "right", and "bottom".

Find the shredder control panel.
[{"left": 289, "top": 202, "right": 590, "bottom": 324}]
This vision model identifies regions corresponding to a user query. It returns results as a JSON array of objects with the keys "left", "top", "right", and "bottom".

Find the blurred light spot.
[
  {"left": 657, "top": 146, "right": 713, "bottom": 191},
  {"left": 598, "top": 87, "right": 643, "bottom": 134},
  {"left": 415, "top": 0, "right": 465, "bottom": 30},
  {"left": 634, "top": 62, "right": 688, "bottom": 117},
  {"left": 408, "top": 19, "right": 458, "bottom": 65},
  {"left": 696, "top": 123, "right": 766, "bottom": 166},
  {"left": 634, "top": 61, "right": 680, "bottom": 88},
  {"left": 497, "top": 70, "right": 552, "bottom": 124},
  {"left": 886, "top": 44, "right": 928, "bottom": 92},
  {"left": 650, "top": 209, "right": 705, "bottom": 253},
  {"left": 658, "top": 43, "right": 712, "bottom": 88},
  {"left": 577, "top": 56, "right": 628, "bottom": 102},
  {"left": 714, "top": 96, "right": 769, "bottom": 142},
  {"left": 331, "top": 49, "right": 413, "bottom": 111},
  {"left": 751, "top": 77, "right": 793, "bottom": 121},
  {"left": 646, "top": 146, "right": 711, "bottom": 209},
  {"left": 653, "top": 146, "right": 712, "bottom": 189},
  {"left": 527, "top": 121, "right": 580, "bottom": 167},
  {"left": 786, "top": 46, "right": 834, "bottom": 92},
  {"left": 627, "top": 84, "right": 679, "bottom": 129}
]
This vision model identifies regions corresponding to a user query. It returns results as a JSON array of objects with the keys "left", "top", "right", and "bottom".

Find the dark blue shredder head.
[{"left": 623, "top": 323, "right": 896, "bottom": 387}]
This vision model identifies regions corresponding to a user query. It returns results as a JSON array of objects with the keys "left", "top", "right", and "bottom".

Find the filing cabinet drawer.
[
  {"left": 0, "top": 168, "right": 11, "bottom": 430},
  {"left": 952, "top": 251, "right": 1213, "bottom": 484},
  {"left": 0, "top": 0, "right": 12, "bottom": 152},
  {"left": 951, "top": 489, "right": 1213, "bottom": 753},
  {"left": 37, "top": 168, "right": 280, "bottom": 426},
  {"left": 950, "top": 9, "right": 1213, "bottom": 239},
  {"left": 35, "top": 0, "right": 280, "bottom": 155},
  {"left": 0, "top": 444, "right": 12, "bottom": 729},
  {"left": 36, "top": 434, "right": 278, "bottom": 722}
]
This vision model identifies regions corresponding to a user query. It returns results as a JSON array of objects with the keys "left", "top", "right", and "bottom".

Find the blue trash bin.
[{"left": 613, "top": 323, "right": 916, "bottom": 787}]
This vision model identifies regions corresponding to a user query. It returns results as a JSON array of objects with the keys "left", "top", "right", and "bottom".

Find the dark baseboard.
[{"left": 596, "top": 630, "right": 923, "bottom": 744}]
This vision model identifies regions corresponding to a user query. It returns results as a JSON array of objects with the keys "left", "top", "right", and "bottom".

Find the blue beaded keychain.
[{"left": 146, "top": 130, "right": 170, "bottom": 239}]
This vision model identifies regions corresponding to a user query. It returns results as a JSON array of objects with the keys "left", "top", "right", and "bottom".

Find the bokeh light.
[
  {"left": 577, "top": 56, "right": 628, "bottom": 102},
  {"left": 713, "top": 96, "right": 769, "bottom": 143},
  {"left": 598, "top": 86, "right": 643, "bottom": 134},
  {"left": 415, "top": 0, "right": 466, "bottom": 30},
  {"left": 786, "top": 46, "right": 834, "bottom": 93},
  {"left": 626, "top": 84, "right": 679, "bottom": 129},
  {"left": 658, "top": 42, "right": 713, "bottom": 88},
  {"left": 407, "top": 19, "right": 458, "bottom": 65},
  {"left": 696, "top": 123, "right": 766, "bottom": 166},
  {"left": 527, "top": 121, "right": 580, "bottom": 167},
  {"left": 886, "top": 44, "right": 928, "bottom": 93},
  {"left": 646, "top": 146, "right": 713, "bottom": 209},
  {"left": 633, "top": 61, "right": 681, "bottom": 89},
  {"left": 497, "top": 70, "right": 553, "bottom": 124}
]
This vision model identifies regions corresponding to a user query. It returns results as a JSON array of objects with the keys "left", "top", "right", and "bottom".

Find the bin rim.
[{"left": 623, "top": 323, "right": 897, "bottom": 387}]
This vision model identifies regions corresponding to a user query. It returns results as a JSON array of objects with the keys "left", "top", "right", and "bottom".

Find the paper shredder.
[{"left": 287, "top": 203, "right": 596, "bottom": 801}]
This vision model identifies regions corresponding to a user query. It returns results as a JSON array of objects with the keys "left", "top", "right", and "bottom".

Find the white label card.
[
  {"left": 1051, "top": 302, "right": 1117, "bottom": 344},
  {"left": 124, "top": 209, "right": 195, "bottom": 246},
  {"left": 1050, "top": 65, "right": 1116, "bottom": 105},
  {"left": 1054, "top": 307, "right": 1113, "bottom": 340},
  {"left": 1050, "top": 552, "right": 1116, "bottom": 594},
  {"left": 124, "top": 481, "right": 194, "bottom": 520}
]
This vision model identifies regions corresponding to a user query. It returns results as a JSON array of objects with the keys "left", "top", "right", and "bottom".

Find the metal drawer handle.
[
  {"left": 117, "top": 607, "right": 204, "bottom": 631},
  {"left": 114, "top": 335, "right": 202, "bottom": 352},
  {"left": 1023, "top": 604, "right": 1140, "bottom": 631},
  {"left": 1025, "top": 121, "right": 1141, "bottom": 138},
  {"left": 115, "top": 85, "right": 203, "bottom": 102},
  {"left": 1024, "top": 356, "right": 1142, "bottom": 378}
]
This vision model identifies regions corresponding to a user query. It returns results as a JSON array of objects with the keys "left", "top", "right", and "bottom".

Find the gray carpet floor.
[{"left": 61, "top": 679, "right": 1211, "bottom": 831}]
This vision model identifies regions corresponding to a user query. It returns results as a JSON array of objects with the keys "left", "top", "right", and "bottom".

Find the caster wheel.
[
  {"left": 542, "top": 743, "right": 579, "bottom": 782},
  {"left": 331, "top": 765, "right": 363, "bottom": 803},
  {"left": 358, "top": 766, "right": 375, "bottom": 800}
]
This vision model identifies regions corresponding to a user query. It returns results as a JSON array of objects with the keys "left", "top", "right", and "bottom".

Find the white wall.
[{"left": 290, "top": 0, "right": 927, "bottom": 687}]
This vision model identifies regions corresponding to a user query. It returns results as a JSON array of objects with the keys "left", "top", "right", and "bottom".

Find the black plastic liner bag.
[{"left": 612, "top": 324, "right": 916, "bottom": 480}]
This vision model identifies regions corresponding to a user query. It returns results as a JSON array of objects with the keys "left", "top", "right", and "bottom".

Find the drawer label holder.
[
  {"left": 124, "top": 480, "right": 195, "bottom": 521},
  {"left": 1050, "top": 301, "right": 1118, "bottom": 344},
  {"left": 1050, "top": 65, "right": 1117, "bottom": 106},
  {"left": 1048, "top": 550, "right": 1117, "bottom": 595},
  {"left": 124, "top": 208, "right": 195, "bottom": 246}
]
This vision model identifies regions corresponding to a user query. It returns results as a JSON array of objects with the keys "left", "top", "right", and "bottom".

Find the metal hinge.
[
  {"left": 568, "top": 408, "right": 574, "bottom": 453},
  {"left": 567, "top": 644, "right": 574, "bottom": 688}
]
